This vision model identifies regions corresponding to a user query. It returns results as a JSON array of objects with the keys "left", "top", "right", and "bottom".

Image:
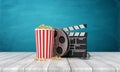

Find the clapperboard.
[{"left": 54, "top": 24, "right": 89, "bottom": 59}]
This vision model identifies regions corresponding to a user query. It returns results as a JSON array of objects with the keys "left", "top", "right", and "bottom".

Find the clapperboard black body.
[{"left": 54, "top": 24, "right": 88, "bottom": 58}]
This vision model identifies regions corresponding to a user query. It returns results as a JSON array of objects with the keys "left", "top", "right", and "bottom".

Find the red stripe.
[
  {"left": 39, "top": 30, "right": 41, "bottom": 58},
  {"left": 36, "top": 29, "right": 54, "bottom": 59},
  {"left": 38, "top": 30, "right": 40, "bottom": 59},
  {"left": 35, "top": 30, "right": 38, "bottom": 58},
  {"left": 50, "top": 30, "right": 53, "bottom": 57},
  {"left": 38, "top": 30, "right": 39, "bottom": 59},
  {"left": 46, "top": 30, "right": 48, "bottom": 59},
  {"left": 43, "top": 30, "right": 45, "bottom": 58},
  {"left": 41, "top": 30, "right": 43, "bottom": 59},
  {"left": 50, "top": 30, "right": 52, "bottom": 58},
  {"left": 48, "top": 30, "right": 50, "bottom": 59},
  {"left": 49, "top": 30, "right": 52, "bottom": 58},
  {"left": 44, "top": 30, "right": 46, "bottom": 58}
]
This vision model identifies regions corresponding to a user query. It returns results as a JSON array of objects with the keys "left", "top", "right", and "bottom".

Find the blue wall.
[
  {"left": 0, "top": 0, "right": 2, "bottom": 50},
  {"left": 0, "top": 0, "right": 119, "bottom": 52},
  {"left": 118, "top": 0, "right": 120, "bottom": 51}
]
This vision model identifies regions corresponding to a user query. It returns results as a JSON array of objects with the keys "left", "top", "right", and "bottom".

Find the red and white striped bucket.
[{"left": 35, "top": 29, "right": 54, "bottom": 59}]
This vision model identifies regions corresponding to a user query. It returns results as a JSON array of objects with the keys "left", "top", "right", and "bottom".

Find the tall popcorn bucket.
[{"left": 35, "top": 28, "right": 54, "bottom": 60}]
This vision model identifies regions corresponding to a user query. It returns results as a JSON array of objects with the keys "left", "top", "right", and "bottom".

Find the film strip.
[{"left": 62, "top": 24, "right": 87, "bottom": 32}]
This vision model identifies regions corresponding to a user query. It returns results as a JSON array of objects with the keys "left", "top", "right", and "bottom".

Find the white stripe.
[
  {"left": 74, "top": 26, "right": 79, "bottom": 30},
  {"left": 79, "top": 24, "right": 85, "bottom": 29},
  {"left": 80, "top": 32, "right": 85, "bottom": 36},
  {"left": 48, "top": 30, "right": 50, "bottom": 58},
  {"left": 74, "top": 32, "right": 79, "bottom": 36},
  {"left": 50, "top": 31, "right": 52, "bottom": 58},
  {"left": 44, "top": 30, "right": 46, "bottom": 59},
  {"left": 69, "top": 27, "right": 74, "bottom": 30},
  {"left": 38, "top": 30, "right": 40, "bottom": 59},
  {"left": 51, "top": 30, "right": 54, "bottom": 58},
  {"left": 63, "top": 28, "right": 68, "bottom": 31},
  {"left": 41, "top": 30, "right": 43, "bottom": 59},
  {"left": 69, "top": 32, "right": 74, "bottom": 36}
]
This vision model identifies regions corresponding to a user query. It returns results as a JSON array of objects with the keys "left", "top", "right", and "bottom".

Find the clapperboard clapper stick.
[
  {"left": 62, "top": 24, "right": 87, "bottom": 32},
  {"left": 62, "top": 24, "right": 87, "bottom": 37}
]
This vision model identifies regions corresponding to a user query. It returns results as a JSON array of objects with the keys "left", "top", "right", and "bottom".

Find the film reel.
[
  {"left": 54, "top": 28, "right": 69, "bottom": 56},
  {"left": 53, "top": 24, "right": 89, "bottom": 59}
]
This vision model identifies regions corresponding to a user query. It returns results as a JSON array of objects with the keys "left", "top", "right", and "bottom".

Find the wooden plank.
[
  {"left": 0, "top": 53, "right": 26, "bottom": 65},
  {"left": 92, "top": 54, "right": 120, "bottom": 72},
  {"left": 90, "top": 52, "right": 120, "bottom": 59},
  {"left": 0, "top": 52, "right": 32, "bottom": 65},
  {"left": 0, "top": 53, "right": 24, "bottom": 61},
  {"left": 0, "top": 52, "right": 28, "bottom": 59},
  {"left": 2, "top": 53, "right": 35, "bottom": 72},
  {"left": 93, "top": 52, "right": 120, "bottom": 64},
  {"left": 0, "top": 52, "right": 17, "bottom": 55},
  {"left": 0, "top": 53, "right": 13, "bottom": 58},
  {"left": 84, "top": 53, "right": 116, "bottom": 72},
  {"left": 68, "top": 58, "right": 92, "bottom": 72},
  {"left": 0, "top": 52, "right": 120, "bottom": 72},
  {"left": 0, "top": 52, "right": 10, "bottom": 56},
  {"left": 0, "top": 52, "right": 26, "bottom": 56},
  {"left": 25, "top": 59, "right": 51, "bottom": 72},
  {"left": 96, "top": 52, "right": 120, "bottom": 59},
  {"left": 0, "top": 52, "right": 33, "bottom": 72},
  {"left": 48, "top": 58, "right": 70, "bottom": 72},
  {"left": 90, "top": 52, "right": 120, "bottom": 57}
]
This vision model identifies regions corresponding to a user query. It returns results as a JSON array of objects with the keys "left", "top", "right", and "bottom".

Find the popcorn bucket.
[{"left": 35, "top": 29, "right": 54, "bottom": 60}]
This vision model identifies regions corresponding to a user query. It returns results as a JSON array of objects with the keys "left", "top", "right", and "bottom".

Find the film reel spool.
[{"left": 54, "top": 28, "right": 69, "bottom": 56}]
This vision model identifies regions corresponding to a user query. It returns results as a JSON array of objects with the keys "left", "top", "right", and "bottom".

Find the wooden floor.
[{"left": 0, "top": 52, "right": 120, "bottom": 72}]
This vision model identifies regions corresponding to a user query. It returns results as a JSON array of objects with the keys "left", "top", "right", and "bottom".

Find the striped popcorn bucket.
[{"left": 35, "top": 29, "right": 54, "bottom": 60}]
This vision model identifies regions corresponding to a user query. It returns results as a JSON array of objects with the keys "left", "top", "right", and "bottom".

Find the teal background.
[
  {"left": 118, "top": 1, "right": 120, "bottom": 51},
  {"left": 0, "top": 0, "right": 120, "bottom": 52}
]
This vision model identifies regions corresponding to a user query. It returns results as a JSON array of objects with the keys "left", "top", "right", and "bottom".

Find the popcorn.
[
  {"left": 51, "top": 56, "right": 61, "bottom": 60},
  {"left": 36, "top": 24, "right": 52, "bottom": 29},
  {"left": 40, "top": 58, "right": 46, "bottom": 61},
  {"left": 34, "top": 57, "right": 38, "bottom": 61},
  {"left": 34, "top": 57, "right": 46, "bottom": 61},
  {"left": 35, "top": 24, "right": 54, "bottom": 61}
]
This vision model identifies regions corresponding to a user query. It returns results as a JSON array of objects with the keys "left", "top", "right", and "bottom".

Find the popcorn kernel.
[
  {"left": 52, "top": 56, "right": 61, "bottom": 60},
  {"left": 34, "top": 57, "right": 38, "bottom": 61}
]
